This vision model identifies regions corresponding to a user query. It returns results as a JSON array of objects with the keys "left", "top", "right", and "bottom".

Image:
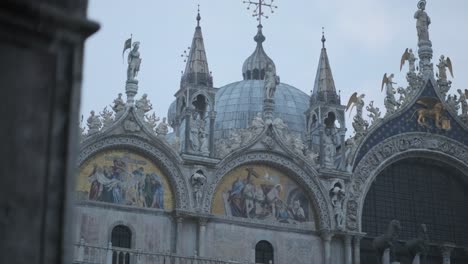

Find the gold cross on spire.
[{"left": 243, "top": 0, "right": 278, "bottom": 25}]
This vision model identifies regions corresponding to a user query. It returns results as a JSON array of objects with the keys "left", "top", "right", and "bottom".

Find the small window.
[{"left": 255, "top": 240, "right": 274, "bottom": 264}]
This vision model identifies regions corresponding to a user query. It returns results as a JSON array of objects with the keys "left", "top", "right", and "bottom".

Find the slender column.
[
  {"left": 197, "top": 218, "right": 208, "bottom": 257},
  {"left": 208, "top": 111, "right": 216, "bottom": 157},
  {"left": 184, "top": 108, "right": 192, "bottom": 153},
  {"left": 344, "top": 235, "right": 352, "bottom": 264},
  {"left": 175, "top": 217, "right": 184, "bottom": 254},
  {"left": 339, "top": 129, "right": 347, "bottom": 171},
  {"left": 353, "top": 235, "right": 362, "bottom": 264},
  {"left": 319, "top": 125, "right": 325, "bottom": 167},
  {"left": 321, "top": 231, "right": 333, "bottom": 264},
  {"left": 106, "top": 242, "right": 113, "bottom": 264},
  {"left": 440, "top": 243, "right": 455, "bottom": 264}
]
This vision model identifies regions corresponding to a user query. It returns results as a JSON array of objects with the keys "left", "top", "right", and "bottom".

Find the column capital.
[
  {"left": 198, "top": 217, "right": 208, "bottom": 226},
  {"left": 439, "top": 242, "right": 456, "bottom": 255},
  {"left": 320, "top": 230, "right": 333, "bottom": 242},
  {"left": 208, "top": 110, "right": 217, "bottom": 119}
]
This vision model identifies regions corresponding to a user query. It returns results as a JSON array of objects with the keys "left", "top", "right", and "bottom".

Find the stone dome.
[{"left": 214, "top": 80, "right": 309, "bottom": 139}]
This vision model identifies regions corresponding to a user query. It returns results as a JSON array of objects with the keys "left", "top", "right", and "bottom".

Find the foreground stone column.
[
  {"left": 0, "top": 1, "right": 98, "bottom": 264},
  {"left": 344, "top": 235, "right": 352, "bottom": 264},
  {"left": 440, "top": 243, "right": 455, "bottom": 264},
  {"left": 321, "top": 231, "right": 333, "bottom": 264},
  {"left": 352, "top": 235, "right": 362, "bottom": 264},
  {"left": 197, "top": 218, "right": 208, "bottom": 257},
  {"left": 175, "top": 217, "right": 184, "bottom": 254}
]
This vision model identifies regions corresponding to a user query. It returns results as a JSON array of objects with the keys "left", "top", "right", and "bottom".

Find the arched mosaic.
[
  {"left": 212, "top": 164, "right": 314, "bottom": 225},
  {"left": 77, "top": 149, "right": 174, "bottom": 210}
]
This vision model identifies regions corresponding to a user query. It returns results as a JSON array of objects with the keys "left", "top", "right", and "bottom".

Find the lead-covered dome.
[{"left": 214, "top": 80, "right": 309, "bottom": 139}]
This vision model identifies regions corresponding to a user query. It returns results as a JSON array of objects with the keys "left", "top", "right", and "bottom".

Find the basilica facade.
[{"left": 74, "top": 1, "right": 468, "bottom": 263}]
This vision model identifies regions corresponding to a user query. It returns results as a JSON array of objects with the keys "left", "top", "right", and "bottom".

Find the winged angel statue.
[
  {"left": 346, "top": 92, "right": 368, "bottom": 134},
  {"left": 381, "top": 73, "right": 400, "bottom": 114},
  {"left": 400, "top": 48, "right": 418, "bottom": 73},
  {"left": 436, "top": 55, "right": 453, "bottom": 82}
]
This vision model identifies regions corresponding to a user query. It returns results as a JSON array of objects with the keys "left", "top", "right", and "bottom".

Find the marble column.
[
  {"left": 175, "top": 217, "right": 184, "bottom": 254},
  {"left": 344, "top": 235, "right": 352, "bottom": 264},
  {"left": 440, "top": 243, "right": 455, "bottom": 264},
  {"left": 321, "top": 231, "right": 333, "bottom": 264},
  {"left": 0, "top": 1, "right": 98, "bottom": 263},
  {"left": 353, "top": 235, "right": 362, "bottom": 264},
  {"left": 184, "top": 108, "right": 192, "bottom": 153},
  {"left": 208, "top": 111, "right": 216, "bottom": 157},
  {"left": 197, "top": 218, "right": 208, "bottom": 257}
]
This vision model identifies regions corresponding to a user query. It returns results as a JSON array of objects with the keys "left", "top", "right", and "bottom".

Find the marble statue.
[
  {"left": 264, "top": 64, "right": 279, "bottom": 100},
  {"left": 344, "top": 137, "right": 357, "bottom": 172},
  {"left": 414, "top": 0, "right": 431, "bottom": 43},
  {"left": 112, "top": 93, "right": 126, "bottom": 118},
  {"left": 457, "top": 89, "right": 468, "bottom": 117},
  {"left": 191, "top": 170, "right": 207, "bottom": 208},
  {"left": 382, "top": 73, "right": 400, "bottom": 115},
  {"left": 86, "top": 110, "right": 102, "bottom": 135},
  {"left": 190, "top": 113, "right": 201, "bottom": 152},
  {"left": 400, "top": 48, "right": 418, "bottom": 73},
  {"left": 373, "top": 220, "right": 401, "bottom": 264},
  {"left": 446, "top": 94, "right": 459, "bottom": 113},
  {"left": 323, "top": 129, "right": 337, "bottom": 169},
  {"left": 291, "top": 136, "right": 305, "bottom": 157},
  {"left": 436, "top": 55, "right": 454, "bottom": 82},
  {"left": 127, "top": 41, "right": 142, "bottom": 80},
  {"left": 100, "top": 106, "right": 114, "bottom": 129},
  {"left": 251, "top": 112, "right": 265, "bottom": 132},
  {"left": 145, "top": 112, "right": 160, "bottom": 131},
  {"left": 136, "top": 94, "right": 152, "bottom": 116},
  {"left": 346, "top": 92, "right": 368, "bottom": 138},
  {"left": 366, "top": 101, "right": 382, "bottom": 125},
  {"left": 329, "top": 182, "right": 345, "bottom": 230},
  {"left": 156, "top": 117, "right": 169, "bottom": 136},
  {"left": 397, "top": 86, "right": 409, "bottom": 106},
  {"left": 199, "top": 124, "right": 209, "bottom": 154}
]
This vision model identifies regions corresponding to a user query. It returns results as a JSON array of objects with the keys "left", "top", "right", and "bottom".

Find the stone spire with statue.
[{"left": 414, "top": 0, "right": 434, "bottom": 78}]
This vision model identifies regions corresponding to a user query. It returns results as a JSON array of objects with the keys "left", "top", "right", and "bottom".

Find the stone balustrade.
[{"left": 73, "top": 240, "right": 255, "bottom": 264}]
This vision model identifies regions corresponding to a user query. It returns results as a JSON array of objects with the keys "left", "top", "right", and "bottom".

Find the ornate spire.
[
  {"left": 181, "top": 6, "right": 213, "bottom": 88},
  {"left": 242, "top": 24, "right": 276, "bottom": 80},
  {"left": 242, "top": 0, "right": 278, "bottom": 80},
  {"left": 311, "top": 30, "right": 339, "bottom": 105}
]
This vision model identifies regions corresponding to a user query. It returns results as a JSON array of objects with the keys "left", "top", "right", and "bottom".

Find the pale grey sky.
[{"left": 81, "top": 0, "right": 468, "bottom": 135}]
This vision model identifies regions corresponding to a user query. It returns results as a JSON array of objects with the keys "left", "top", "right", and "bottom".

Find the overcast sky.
[{"left": 81, "top": 0, "right": 468, "bottom": 135}]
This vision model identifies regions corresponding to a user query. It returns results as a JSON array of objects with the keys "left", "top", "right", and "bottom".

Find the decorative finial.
[
  {"left": 243, "top": 0, "right": 278, "bottom": 26},
  {"left": 196, "top": 4, "right": 201, "bottom": 27},
  {"left": 321, "top": 27, "right": 326, "bottom": 48}
]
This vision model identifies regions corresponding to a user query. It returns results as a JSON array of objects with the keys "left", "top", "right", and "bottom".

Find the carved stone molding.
[
  {"left": 347, "top": 132, "right": 468, "bottom": 231},
  {"left": 202, "top": 150, "right": 332, "bottom": 230},
  {"left": 78, "top": 135, "right": 190, "bottom": 210}
]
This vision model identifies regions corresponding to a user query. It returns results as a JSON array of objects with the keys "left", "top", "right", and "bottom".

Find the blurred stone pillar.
[
  {"left": 0, "top": 1, "right": 98, "bottom": 263},
  {"left": 440, "top": 243, "right": 455, "bottom": 264},
  {"left": 344, "top": 235, "right": 352, "bottom": 264},
  {"left": 321, "top": 231, "right": 332, "bottom": 264},
  {"left": 197, "top": 218, "right": 208, "bottom": 257}
]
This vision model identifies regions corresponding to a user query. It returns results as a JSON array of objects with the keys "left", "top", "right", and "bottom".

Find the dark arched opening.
[
  {"left": 360, "top": 158, "right": 468, "bottom": 264},
  {"left": 111, "top": 225, "right": 132, "bottom": 264},
  {"left": 255, "top": 240, "right": 274, "bottom": 264}
]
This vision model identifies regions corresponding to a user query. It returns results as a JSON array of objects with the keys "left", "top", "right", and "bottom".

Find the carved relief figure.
[
  {"left": 136, "top": 94, "right": 153, "bottom": 116},
  {"left": 414, "top": 0, "right": 431, "bottom": 43},
  {"left": 366, "top": 101, "right": 382, "bottom": 125},
  {"left": 264, "top": 64, "right": 280, "bottom": 100},
  {"left": 191, "top": 170, "right": 207, "bottom": 208},
  {"left": 87, "top": 110, "right": 102, "bottom": 135},
  {"left": 446, "top": 94, "right": 459, "bottom": 113},
  {"left": 112, "top": 93, "right": 126, "bottom": 118},
  {"left": 329, "top": 182, "right": 345, "bottom": 230},
  {"left": 156, "top": 117, "right": 169, "bottom": 136},
  {"left": 323, "top": 129, "right": 337, "bottom": 169}
]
